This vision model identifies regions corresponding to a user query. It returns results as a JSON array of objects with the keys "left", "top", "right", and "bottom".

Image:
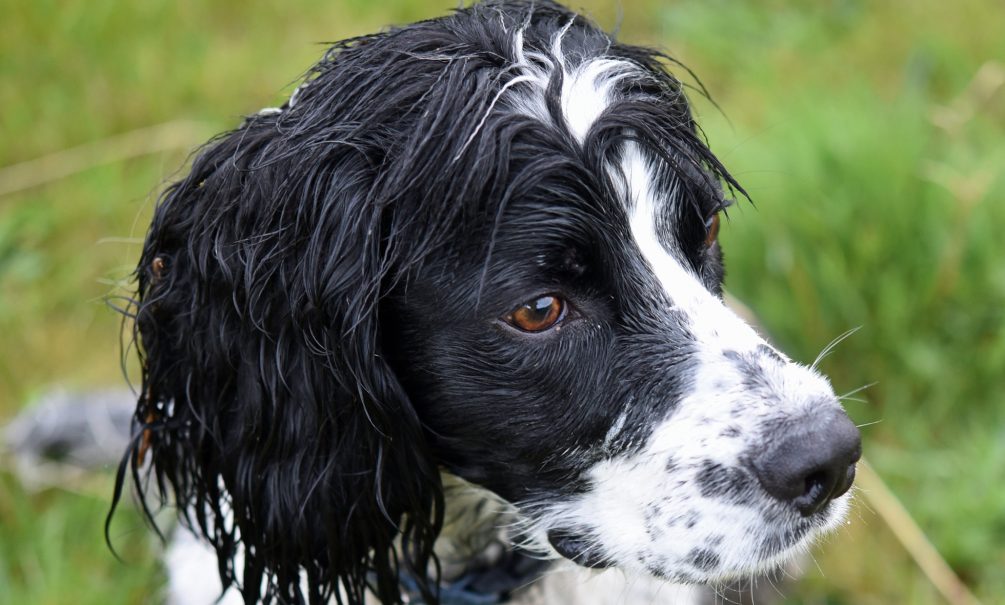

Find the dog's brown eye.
[
  {"left": 704, "top": 212, "right": 721, "bottom": 246},
  {"left": 507, "top": 295, "right": 565, "bottom": 332}
]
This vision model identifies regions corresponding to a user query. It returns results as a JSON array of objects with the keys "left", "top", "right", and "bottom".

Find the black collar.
[{"left": 399, "top": 548, "right": 550, "bottom": 604}]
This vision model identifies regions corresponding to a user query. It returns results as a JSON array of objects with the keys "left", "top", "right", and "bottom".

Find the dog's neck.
[
  {"left": 414, "top": 474, "right": 548, "bottom": 603},
  {"left": 429, "top": 474, "right": 706, "bottom": 605}
]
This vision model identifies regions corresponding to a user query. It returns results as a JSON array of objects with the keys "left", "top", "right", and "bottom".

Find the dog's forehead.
[{"left": 471, "top": 30, "right": 727, "bottom": 250}]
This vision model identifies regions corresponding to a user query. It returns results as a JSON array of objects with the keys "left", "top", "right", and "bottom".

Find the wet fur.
[{"left": 111, "top": 2, "right": 853, "bottom": 604}]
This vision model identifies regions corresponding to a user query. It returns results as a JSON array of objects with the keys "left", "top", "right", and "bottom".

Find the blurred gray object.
[{"left": 3, "top": 387, "right": 135, "bottom": 488}]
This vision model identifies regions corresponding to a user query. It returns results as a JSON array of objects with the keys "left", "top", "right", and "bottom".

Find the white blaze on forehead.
[
  {"left": 621, "top": 144, "right": 763, "bottom": 350},
  {"left": 561, "top": 58, "right": 632, "bottom": 142},
  {"left": 503, "top": 18, "right": 764, "bottom": 353},
  {"left": 616, "top": 144, "right": 841, "bottom": 412},
  {"left": 505, "top": 21, "right": 764, "bottom": 352},
  {"left": 509, "top": 24, "right": 635, "bottom": 143}
]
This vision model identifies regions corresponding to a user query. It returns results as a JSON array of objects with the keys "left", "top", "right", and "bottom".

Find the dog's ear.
[{"left": 111, "top": 108, "right": 445, "bottom": 604}]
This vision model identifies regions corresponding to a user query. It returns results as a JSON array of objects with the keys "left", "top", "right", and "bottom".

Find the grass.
[
  {"left": 1, "top": 0, "right": 1003, "bottom": 603},
  {"left": 0, "top": 473, "right": 159, "bottom": 605}
]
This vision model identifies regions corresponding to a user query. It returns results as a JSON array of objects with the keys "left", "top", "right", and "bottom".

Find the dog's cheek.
[{"left": 401, "top": 322, "right": 625, "bottom": 497}]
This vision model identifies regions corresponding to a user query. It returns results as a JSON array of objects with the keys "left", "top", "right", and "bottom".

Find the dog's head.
[{"left": 118, "top": 1, "right": 860, "bottom": 603}]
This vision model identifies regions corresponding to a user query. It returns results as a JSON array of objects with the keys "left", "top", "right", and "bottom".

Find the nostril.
[
  {"left": 792, "top": 467, "right": 841, "bottom": 516},
  {"left": 803, "top": 471, "right": 827, "bottom": 500},
  {"left": 801, "top": 474, "right": 827, "bottom": 509}
]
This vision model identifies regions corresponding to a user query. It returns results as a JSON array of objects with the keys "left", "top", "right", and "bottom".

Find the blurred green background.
[{"left": 1, "top": 0, "right": 1002, "bottom": 603}]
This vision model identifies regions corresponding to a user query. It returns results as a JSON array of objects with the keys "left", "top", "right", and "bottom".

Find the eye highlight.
[{"left": 505, "top": 295, "right": 565, "bottom": 333}]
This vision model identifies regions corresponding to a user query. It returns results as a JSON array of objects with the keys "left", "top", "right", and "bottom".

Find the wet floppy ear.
[{"left": 109, "top": 119, "right": 445, "bottom": 605}]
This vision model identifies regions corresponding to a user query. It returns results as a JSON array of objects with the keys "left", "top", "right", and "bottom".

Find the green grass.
[
  {"left": 1, "top": 0, "right": 1003, "bottom": 602},
  {"left": 0, "top": 473, "right": 161, "bottom": 605}
]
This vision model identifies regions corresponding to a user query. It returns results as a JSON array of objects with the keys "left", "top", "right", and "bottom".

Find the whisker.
[
  {"left": 766, "top": 573, "right": 786, "bottom": 602},
  {"left": 837, "top": 382, "right": 878, "bottom": 401},
  {"left": 809, "top": 551, "right": 825, "bottom": 578},
  {"left": 811, "top": 326, "right": 862, "bottom": 370}
]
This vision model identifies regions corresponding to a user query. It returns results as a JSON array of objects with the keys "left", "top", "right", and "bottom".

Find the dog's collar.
[{"left": 399, "top": 548, "right": 549, "bottom": 604}]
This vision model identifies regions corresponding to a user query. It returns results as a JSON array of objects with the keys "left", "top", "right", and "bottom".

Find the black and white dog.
[{"left": 113, "top": 1, "right": 861, "bottom": 603}]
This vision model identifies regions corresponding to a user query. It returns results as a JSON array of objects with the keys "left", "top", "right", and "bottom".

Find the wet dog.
[{"left": 113, "top": 1, "right": 860, "bottom": 603}]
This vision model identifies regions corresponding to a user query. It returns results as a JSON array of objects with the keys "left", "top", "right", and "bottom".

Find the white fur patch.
[
  {"left": 506, "top": 24, "right": 635, "bottom": 143},
  {"left": 622, "top": 144, "right": 764, "bottom": 351},
  {"left": 514, "top": 564, "right": 703, "bottom": 605},
  {"left": 166, "top": 528, "right": 243, "bottom": 605}
]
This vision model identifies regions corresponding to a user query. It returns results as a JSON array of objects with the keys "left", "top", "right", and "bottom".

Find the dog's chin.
[
  {"left": 547, "top": 493, "right": 853, "bottom": 584},
  {"left": 703, "top": 495, "right": 854, "bottom": 584}
]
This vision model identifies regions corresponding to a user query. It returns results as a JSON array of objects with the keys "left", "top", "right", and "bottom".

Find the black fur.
[{"left": 109, "top": 1, "right": 745, "bottom": 604}]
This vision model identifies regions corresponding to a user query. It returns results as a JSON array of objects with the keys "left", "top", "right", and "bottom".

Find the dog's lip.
[{"left": 546, "top": 529, "right": 612, "bottom": 569}]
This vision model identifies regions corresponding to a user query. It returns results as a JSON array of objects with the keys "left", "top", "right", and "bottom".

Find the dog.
[{"left": 111, "top": 1, "right": 861, "bottom": 603}]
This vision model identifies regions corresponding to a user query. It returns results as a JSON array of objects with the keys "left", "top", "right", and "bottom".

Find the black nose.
[{"left": 751, "top": 409, "right": 862, "bottom": 516}]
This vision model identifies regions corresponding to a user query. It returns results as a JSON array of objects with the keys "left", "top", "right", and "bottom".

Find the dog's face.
[
  {"left": 384, "top": 11, "right": 860, "bottom": 587},
  {"left": 123, "top": 1, "right": 860, "bottom": 602},
  {"left": 390, "top": 150, "right": 856, "bottom": 583}
]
